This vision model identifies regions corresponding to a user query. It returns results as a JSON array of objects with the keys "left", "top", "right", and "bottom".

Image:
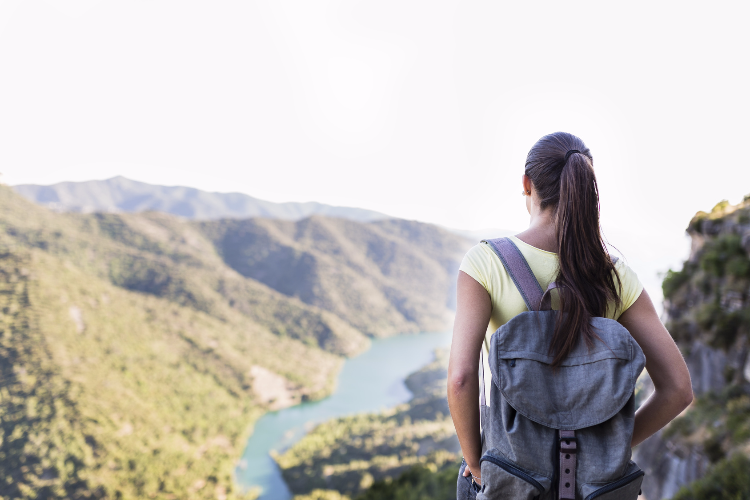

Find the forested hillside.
[
  {"left": 0, "top": 186, "right": 470, "bottom": 499},
  {"left": 197, "top": 217, "right": 466, "bottom": 337}
]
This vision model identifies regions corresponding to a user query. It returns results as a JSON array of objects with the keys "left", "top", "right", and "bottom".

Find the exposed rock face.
[
  {"left": 684, "top": 341, "right": 728, "bottom": 395},
  {"left": 634, "top": 435, "right": 709, "bottom": 500},
  {"left": 633, "top": 340, "right": 725, "bottom": 500},
  {"left": 248, "top": 365, "right": 302, "bottom": 411},
  {"left": 634, "top": 198, "right": 750, "bottom": 499}
]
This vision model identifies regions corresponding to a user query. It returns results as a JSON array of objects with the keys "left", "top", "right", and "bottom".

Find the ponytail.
[{"left": 524, "top": 132, "right": 621, "bottom": 367}]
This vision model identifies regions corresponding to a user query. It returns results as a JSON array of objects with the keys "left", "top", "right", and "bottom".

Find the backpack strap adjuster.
[
  {"left": 558, "top": 430, "right": 577, "bottom": 499},
  {"left": 559, "top": 435, "right": 577, "bottom": 452}
]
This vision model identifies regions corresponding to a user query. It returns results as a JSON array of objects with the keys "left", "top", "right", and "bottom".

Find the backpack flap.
[{"left": 489, "top": 310, "right": 646, "bottom": 430}]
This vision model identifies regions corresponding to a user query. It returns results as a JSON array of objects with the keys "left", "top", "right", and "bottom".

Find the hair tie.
[{"left": 564, "top": 150, "right": 581, "bottom": 162}]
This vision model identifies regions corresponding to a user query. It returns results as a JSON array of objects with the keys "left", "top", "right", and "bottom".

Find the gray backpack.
[{"left": 457, "top": 238, "right": 646, "bottom": 500}]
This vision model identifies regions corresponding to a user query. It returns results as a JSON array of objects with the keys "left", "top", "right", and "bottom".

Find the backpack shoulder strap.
[{"left": 482, "top": 237, "right": 546, "bottom": 312}]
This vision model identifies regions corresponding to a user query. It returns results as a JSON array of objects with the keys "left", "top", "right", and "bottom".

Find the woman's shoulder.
[
  {"left": 464, "top": 241, "right": 495, "bottom": 258},
  {"left": 460, "top": 242, "right": 496, "bottom": 270},
  {"left": 612, "top": 255, "right": 638, "bottom": 278},
  {"left": 611, "top": 256, "right": 644, "bottom": 314},
  {"left": 459, "top": 242, "right": 501, "bottom": 291}
]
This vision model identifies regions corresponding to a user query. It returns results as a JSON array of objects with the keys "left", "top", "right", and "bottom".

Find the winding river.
[{"left": 234, "top": 330, "right": 452, "bottom": 500}]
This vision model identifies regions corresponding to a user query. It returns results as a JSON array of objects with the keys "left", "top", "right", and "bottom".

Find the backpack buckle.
[{"left": 559, "top": 435, "right": 577, "bottom": 453}]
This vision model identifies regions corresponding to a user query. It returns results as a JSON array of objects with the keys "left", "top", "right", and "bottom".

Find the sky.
[{"left": 1, "top": 0, "right": 749, "bottom": 303}]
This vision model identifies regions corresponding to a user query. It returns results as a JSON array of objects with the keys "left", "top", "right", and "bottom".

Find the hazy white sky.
[{"left": 1, "top": 0, "right": 749, "bottom": 301}]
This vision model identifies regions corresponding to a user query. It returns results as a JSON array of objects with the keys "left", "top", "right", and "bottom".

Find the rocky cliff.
[{"left": 633, "top": 197, "right": 750, "bottom": 500}]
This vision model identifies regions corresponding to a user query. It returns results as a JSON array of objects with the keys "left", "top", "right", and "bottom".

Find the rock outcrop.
[{"left": 634, "top": 197, "right": 750, "bottom": 500}]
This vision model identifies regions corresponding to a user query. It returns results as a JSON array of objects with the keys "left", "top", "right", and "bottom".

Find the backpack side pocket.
[
  {"left": 478, "top": 451, "right": 550, "bottom": 500},
  {"left": 583, "top": 468, "right": 644, "bottom": 500}
]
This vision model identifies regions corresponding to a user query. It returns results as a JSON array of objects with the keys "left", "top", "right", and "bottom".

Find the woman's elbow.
[
  {"left": 447, "top": 370, "right": 476, "bottom": 397},
  {"left": 678, "top": 383, "right": 694, "bottom": 410},
  {"left": 666, "top": 378, "right": 694, "bottom": 412},
  {"left": 675, "top": 368, "right": 694, "bottom": 409},
  {"left": 652, "top": 373, "right": 693, "bottom": 413}
]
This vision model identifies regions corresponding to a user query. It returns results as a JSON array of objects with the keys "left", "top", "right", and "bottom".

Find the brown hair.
[{"left": 524, "top": 132, "right": 621, "bottom": 367}]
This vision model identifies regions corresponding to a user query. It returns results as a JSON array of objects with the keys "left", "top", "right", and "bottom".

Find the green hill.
[
  {"left": 196, "top": 217, "right": 468, "bottom": 337},
  {"left": 0, "top": 185, "right": 471, "bottom": 499}
]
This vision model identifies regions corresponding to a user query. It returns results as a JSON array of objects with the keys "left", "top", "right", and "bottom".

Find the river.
[{"left": 234, "top": 330, "right": 453, "bottom": 500}]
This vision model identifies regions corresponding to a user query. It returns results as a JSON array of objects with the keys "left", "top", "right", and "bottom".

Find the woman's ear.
[{"left": 521, "top": 174, "right": 532, "bottom": 195}]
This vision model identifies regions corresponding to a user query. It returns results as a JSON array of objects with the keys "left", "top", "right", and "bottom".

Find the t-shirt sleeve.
[
  {"left": 459, "top": 244, "right": 491, "bottom": 293},
  {"left": 615, "top": 259, "right": 644, "bottom": 317}
]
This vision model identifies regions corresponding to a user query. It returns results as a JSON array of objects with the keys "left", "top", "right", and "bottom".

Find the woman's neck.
[{"left": 515, "top": 207, "right": 558, "bottom": 253}]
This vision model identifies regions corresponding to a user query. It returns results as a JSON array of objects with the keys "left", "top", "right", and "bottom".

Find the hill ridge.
[{"left": 12, "top": 176, "right": 391, "bottom": 222}]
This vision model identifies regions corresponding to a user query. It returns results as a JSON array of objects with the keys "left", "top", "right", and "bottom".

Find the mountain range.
[
  {"left": 13, "top": 176, "right": 391, "bottom": 222},
  {"left": 13, "top": 177, "right": 517, "bottom": 246}
]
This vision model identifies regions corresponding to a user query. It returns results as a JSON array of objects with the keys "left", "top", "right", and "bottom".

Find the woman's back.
[
  {"left": 460, "top": 235, "right": 642, "bottom": 329},
  {"left": 459, "top": 235, "right": 643, "bottom": 405}
]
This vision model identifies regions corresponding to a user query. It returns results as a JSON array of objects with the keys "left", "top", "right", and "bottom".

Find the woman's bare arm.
[
  {"left": 447, "top": 271, "right": 492, "bottom": 482},
  {"left": 617, "top": 288, "right": 694, "bottom": 446}
]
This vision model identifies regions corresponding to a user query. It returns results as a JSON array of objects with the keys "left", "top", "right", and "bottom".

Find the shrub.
[
  {"left": 356, "top": 461, "right": 460, "bottom": 500},
  {"left": 711, "top": 200, "right": 730, "bottom": 214},
  {"left": 699, "top": 234, "right": 750, "bottom": 278},
  {"left": 671, "top": 454, "right": 750, "bottom": 500},
  {"left": 696, "top": 301, "right": 722, "bottom": 332},
  {"left": 662, "top": 386, "right": 750, "bottom": 464},
  {"left": 726, "top": 256, "right": 750, "bottom": 278},
  {"left": 666, "top": 318, "right": 695, "bottom": 345},
  {"left": 662, "top": 264, "right": 695, "bottom": 300},
  {"left": 711, "top": 308, "right": 750, "bottom": 350},
  {"left": 687, "top": 212, "right": 708, "bottom": 233}
]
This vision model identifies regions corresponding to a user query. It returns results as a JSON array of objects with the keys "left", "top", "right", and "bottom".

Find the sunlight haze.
[{"left": 1, "top": 0, "right": 749, "bottom": 302}]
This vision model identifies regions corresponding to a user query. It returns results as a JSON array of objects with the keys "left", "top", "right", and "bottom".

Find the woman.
[{"left": 447, "top": 132, "right": 693, "bottom": 488}]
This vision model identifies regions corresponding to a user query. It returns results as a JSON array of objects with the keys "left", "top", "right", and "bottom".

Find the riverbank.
[
  {"left": 235, "top": 331, "right": 453, "bottom": 500},
  {"left": 274, "top": 346, "right": 459, "bottom": 499}
]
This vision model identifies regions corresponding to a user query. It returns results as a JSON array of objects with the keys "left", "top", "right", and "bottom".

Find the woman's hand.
[
  {"left": 617, "top": 289, "right": 694, "bottom": 447},
  {"left": 462, "top": 460, "right": 482, "bottom": 485},
  {"left": 448, "top": 271, "right": 491, "bottom": 482}
]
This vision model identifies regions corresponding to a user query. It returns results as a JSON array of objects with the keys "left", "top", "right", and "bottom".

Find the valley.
[{"left": 0, "top": 185, "right": 471, "bottom": 499}]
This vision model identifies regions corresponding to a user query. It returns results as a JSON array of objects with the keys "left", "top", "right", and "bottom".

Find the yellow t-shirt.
[{"left": 459, "top": 236, "right": 643, "bottom": 404}]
